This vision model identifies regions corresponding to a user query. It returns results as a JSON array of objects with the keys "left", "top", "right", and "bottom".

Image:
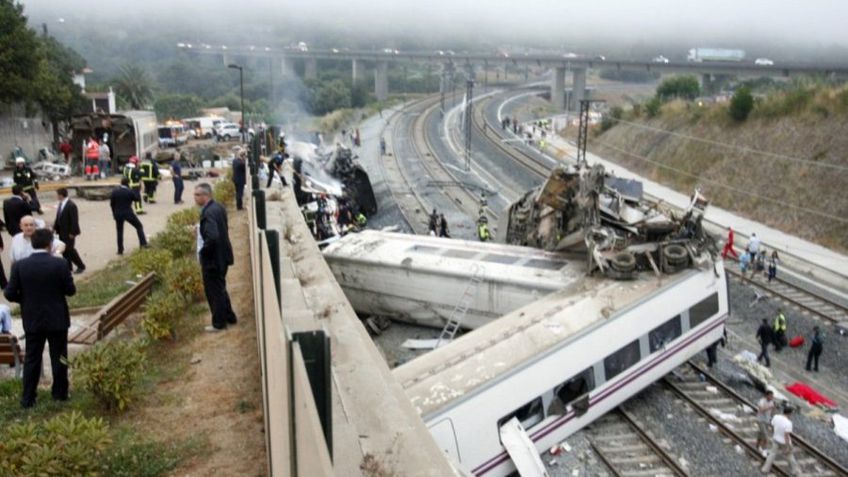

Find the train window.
[
  {"left": 689, "top": 293, "right": 719, "bottom": 329},
  {"left": 497, "top": 397, "right": 544, "bottom": 434},
  {"left": 649, "top": 316, "right": 682, "bottom": 352},
  {"left": 549, "top": 367, "right": 595, "bottom": 417},
  {"left": 604, "top": 340, "right": 641, "bottom": 381}
]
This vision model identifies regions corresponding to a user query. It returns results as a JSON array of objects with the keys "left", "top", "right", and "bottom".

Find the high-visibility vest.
[
  {"left": 85, "top": 141, "right": 100, "bottom": 159},
  {"left": 123, "top": 165, "right": 141, "bottom": 187},
  {"left": 478, "top": 223, "right": 490, "bottom": 241},
  {"left": 774, "top": 313, "right": 786, "bottom": 333},
  {"left": 355, "top": 213, "right": 367, "bottom": 226}
]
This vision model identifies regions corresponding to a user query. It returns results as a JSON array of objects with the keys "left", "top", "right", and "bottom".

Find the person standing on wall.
[
  {"left": 123, "top": 156, "right": 145, "bottom": 215},
  {"left": 232, "top": 151, "right": 247, "bottom": 210},
  {"left": 13, "top": 158, "right": 42, "bottom": 214},
  {"left": 53, "top": 188, "right": 86, "bottom": 274},
  {"left": 110, "top": 177, "right": 148, "bottom": 255},
  {"left": 4, "top": 229, "right": 76, "bottom": 409},
  {"left": 171, "top": 150, "right": 185, "bottom": 204},
  {"left": 84, "top": 136, "right": 100, "bottom": 180},
  {"left": 194, "top": 183, "right": 237, "bottom": 332},
  {"left": 98, "top": 139, "right": 111, "bottom": 179}
]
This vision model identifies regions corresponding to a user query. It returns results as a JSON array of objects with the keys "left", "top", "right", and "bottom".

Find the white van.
[{"left": 183, "top": 117, "right": 224, "bottom": 139}]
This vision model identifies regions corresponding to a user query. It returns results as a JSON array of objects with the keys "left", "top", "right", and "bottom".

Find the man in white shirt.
[
  {"left": 761, "top": 405, "right": 800, "bottom": 475},
  {"left": 748, "top": 232, "right": 761, "bottom": 256},
  {"left": 0, "top": 303, "right": 11, "bottom": 334},
  {"left": 10, "top": 216, "right": 64, "bottom": 264},
  {"left": 756, "top": 390, "right": 775, "bottom": 453}
]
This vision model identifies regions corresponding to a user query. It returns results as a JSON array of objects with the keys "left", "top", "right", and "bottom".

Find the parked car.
[
  {"left": 653, "top": 55, "right": 670, "bottom": 63},
  {"left": 215, "top": 123, "right": 241, "bottom": 141},
  {"left": 754, "top": 58, "right": 774, "bottom": 66}
]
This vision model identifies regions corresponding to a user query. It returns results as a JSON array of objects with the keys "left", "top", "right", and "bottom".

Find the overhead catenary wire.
[
  {"left": 607, "top": 116, "right": 848, "bottom": 173},
  {"left": 593, "top": 140, "right": 848, "bottom": 224}
]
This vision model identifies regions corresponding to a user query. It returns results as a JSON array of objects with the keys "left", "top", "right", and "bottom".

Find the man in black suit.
[
  {"left": 3, "top": 185, "right": 33, "bottom": 236},
  {"left": 5, "top": 229, "right": 76, "bottom": 408},
  {"left": 194, "top": 183, "right": 237, "bottom": 331},
  {"left": 110, "top": 177, "right": 148, "bottom": 255},
  {"left": 53, "top": 188, "right": 86, "bottom": 274},
  {"left": 232, "top": 151, "right": 247, "bottom": 210}
]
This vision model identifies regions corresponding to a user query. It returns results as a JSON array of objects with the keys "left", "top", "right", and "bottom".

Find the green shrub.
[
  {"left": 729, "top": 87, "right": 754, "bottom": 121},
  {"left": 600, "top": 106, "right": 623, "bottom": 132},
  {"left": 69, "top": 340, "right": 147, "bottom": 412},
  {"left": 656, "top": 75, "right": 700, "bottom": 101},
  {"left": 152, "top": 222, "right": 196, "bottom": 258},
  {"left": 0, "top": 411, "right": 111, "bottom": 476},
  {"left": 167, "top": 207, "right": 200, "bottom": 228},
  {"left": 213, "top": 178, "right": 235, "bottom": 206},
  {"left": 129, "top": 248, "right": 173, "bottom": 277},
  {"left": 163, "top": 257, "right": 203, "bottom": 301},
  {"left": 142, "top": 290, "right": 185, "bottom": 340},
  {"left": 645, "top": 96, "right": 662, "bottom": 118}
]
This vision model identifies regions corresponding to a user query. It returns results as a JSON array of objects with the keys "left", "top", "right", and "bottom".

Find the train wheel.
[
  {"left": 663, "top": 244, "right": 689, "bottom": 266},
  {"left": 611, "top": 252, "right": 636, "bottom": 272}
]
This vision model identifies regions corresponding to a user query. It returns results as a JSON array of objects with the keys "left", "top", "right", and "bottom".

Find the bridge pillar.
[
  {"left": 551, "top": 66, "right": 566, "bottom": 110},
  {"left": 374, "top": 61, "right": 389, "bottom": 101},
  {"left": 571, "top": 67, "right": 587, "bottom": 110},
  {"left": 352, "top": 59, "right": 361, "bottom": 84},
  {"left": 304, "top": 58, "right": 318, "bottom": 80},
  {"left": 281, "top": 57, "right": 295, "bottom": 78},
  {"left": 222, "top": 53, "right": 231, "bottom": 67}
]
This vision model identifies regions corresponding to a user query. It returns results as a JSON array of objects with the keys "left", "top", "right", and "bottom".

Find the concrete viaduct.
[{"left": 188, "top": 46, "right": 848, "bottom": 110}]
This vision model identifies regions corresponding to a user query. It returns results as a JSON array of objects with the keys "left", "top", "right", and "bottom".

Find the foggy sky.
[{"left": 20, "top": 0, "right": 848, "bottom": 49}]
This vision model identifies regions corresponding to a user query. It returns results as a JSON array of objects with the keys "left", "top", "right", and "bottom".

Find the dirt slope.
[{"left": 592, "top": 106, "right": 848, "bottom": 252}]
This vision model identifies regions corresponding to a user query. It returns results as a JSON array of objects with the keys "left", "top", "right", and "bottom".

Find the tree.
[
  {"left": 729, "top": 87, "right": 754, "bottom": 121},
  {"left": 0, "top": 0, "right": 42, "bottom": 106},
  {"left": 656, "top": 75, "right": 701, "bottom": 101},
  {"left": 304, "top": 79, "right": 351, "bottom": 115},
  {"left": 645, "top": 96, "right": 662, "bottom": 118},
  {"left": 154, "top": 94, "right": 203, "bottom": 121},
  {"left": 113, "top": 64, "right": 153, "bottom": 109},
  {"left": 35, "top": 37, "right": 87, "bottom": 125}
]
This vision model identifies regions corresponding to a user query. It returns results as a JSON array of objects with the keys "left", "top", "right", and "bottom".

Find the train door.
[{"left": 429, "top": 418, "right": 461, "bottom": 463}]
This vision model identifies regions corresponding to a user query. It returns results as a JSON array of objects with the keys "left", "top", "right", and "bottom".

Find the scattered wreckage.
[
  {"left": 286, "top": 141, "right": 377, "bottom": 244},
  {"left": 498, "top": 163, "right": 719, "bottom": 279}
]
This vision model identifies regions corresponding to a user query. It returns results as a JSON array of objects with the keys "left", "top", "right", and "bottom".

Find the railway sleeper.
[
  {"left": 609, "top": 455, "right": 663, "bottom": 465},
  {"left": 620, "top": 470, "right": 677, "bottom": 477},
  {"left": 599, "top": 443, "right": 652, "bottom": 454}
]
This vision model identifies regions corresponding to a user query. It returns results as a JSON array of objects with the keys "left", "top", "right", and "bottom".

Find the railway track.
[
  {"left": 588, "top": 408, "right": 689, "bottom": 477},
  {"left": 725, "top": 265, "right": 848, "bottom": 327},
  {"left": 664, "top": 362, "right": 847, "bottom": 477}
]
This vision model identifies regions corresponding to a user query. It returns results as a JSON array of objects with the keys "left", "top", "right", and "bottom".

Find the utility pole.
[
  {"left": 228, "top": 64, "right": 245, "bottom": 143},
  {"left": 464, "top": 78, "right": 474, "bottom": 171},
  {"left": 576, "top": 99, "right": 605, "bottom": 167}
]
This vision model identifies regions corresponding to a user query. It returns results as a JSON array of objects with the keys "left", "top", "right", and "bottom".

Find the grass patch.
[
  {"left": 68, "top": 259, "right": 137, "bottom": 309},
  {"left": 0, "top": 378, "right": 97, "bottom": 424},
  {"left": 103, "top": 426, "right": 206, "bottom": 477}
]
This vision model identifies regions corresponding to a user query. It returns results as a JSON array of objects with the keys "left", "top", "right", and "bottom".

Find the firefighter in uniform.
[
  {"left": 477, "top": 215, "right": 491, "bottom": 242},
  {"left": 13, "top": 157, "right": 43, "bottom": 214},
  {"left": 123, "top": 156, "right": 145, "bottom": 214},
  {"left": 139, "top": 153, "right": 160, "bottom": 203}
]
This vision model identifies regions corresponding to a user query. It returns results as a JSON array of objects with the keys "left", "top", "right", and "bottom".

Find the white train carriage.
[
  {"left": 323, "top": 230, "right": 584, "bottom": 329},
  {"left": 394, "top": 260, "right": 728, "bottom": 476}
]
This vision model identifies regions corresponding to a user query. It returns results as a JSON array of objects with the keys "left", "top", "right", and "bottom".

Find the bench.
[
  {"left": 69, "top": 272, "right": 156, "bottom": 345},
  {"left": 0, "top": 334, "right": 24, "bottom": 378}
]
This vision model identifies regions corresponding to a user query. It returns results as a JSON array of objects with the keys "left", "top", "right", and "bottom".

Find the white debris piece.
[
  {"left": 833, "top": 414, "right": 848, "bottom": 443},
  {"left": 401, "top": 339, "right": 442, "bottom": 349},
  {"left": 709, "top": 408, "right": 742, "bottom": 423},
  {"left": 705, "top": 385, "right": 719, "bottom": 394},
  {"left": 571, "top": 470, "right": 579, "bottom": 477},
  {"left": 735, "top": 444, "right": 744, "bottom": 454},
  {"left": 709, "top": 424, "right": 719, "bottom": 432}
]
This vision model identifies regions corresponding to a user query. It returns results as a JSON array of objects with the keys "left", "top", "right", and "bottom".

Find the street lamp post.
[{"left": 228, "top": 64, "right": 245, "bottom": 143}]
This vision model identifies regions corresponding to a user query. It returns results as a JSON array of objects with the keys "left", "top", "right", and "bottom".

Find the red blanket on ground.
[
  {"left": 789, "top": 336, "right": 805, "bottom": 348},
  {"left": 786, "top": 382, "right": 837, "bottom": 408}
]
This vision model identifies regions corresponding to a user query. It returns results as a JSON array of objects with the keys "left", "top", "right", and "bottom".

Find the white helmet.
[{"left": 15, "top": 157, "right": 25, "bottom": 164}]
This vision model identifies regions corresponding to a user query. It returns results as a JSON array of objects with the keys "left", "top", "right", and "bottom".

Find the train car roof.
[
  {"left": 394, "top": 266, "right": 695, "bottom": 418},
  {"left": 323, "top": 230, "right": 585, "bottom": 290}
]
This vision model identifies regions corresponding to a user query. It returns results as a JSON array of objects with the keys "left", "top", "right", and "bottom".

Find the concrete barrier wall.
[{"left": 0, "top": 105, "right": 54, "bottom": 166}]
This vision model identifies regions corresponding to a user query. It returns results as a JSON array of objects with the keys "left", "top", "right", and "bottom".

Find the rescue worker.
[
  {"left": 477, "top": 216, "right": 491, "bottom": 242},
  {"left": 379, "top": 136, "right": 386, "bottom": 156},
  {"left": 13, "top": 157, "right": 42, "bottom": 214},
  {"left": 122, "top": 156, "right": 145, "bottom": 214},
  {"left": 84, "top": 136, "right": 100, "bottom": 180},
  {"left": 355, "top": 211, "right": 367, "bottom": 228},
  {"left": 428, "top": 209, "right": 438, "bottom": 234},
  {"left": 139, "top": 153, "right": 160, "bottom": 203},
  {"left": 773, "top": 309, "right": 787, "bottom": 352}
]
